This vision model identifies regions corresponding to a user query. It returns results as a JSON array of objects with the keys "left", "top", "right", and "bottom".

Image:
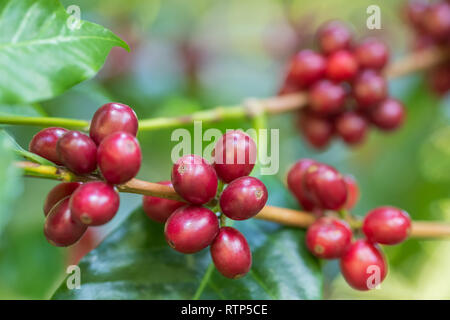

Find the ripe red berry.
[
  {"left": 304, "top": 163, "right": 348, "bottom": 210},
  {"left": 70, "top": 181, "right": 120, "bottom": 226},
  {"left": 97, "top": 132, "right": 142, "bottom": 184},
  {"left": 297, "top": 111, "right": 334, "bottom": 149},
  {"left": 335, "top": 111, "right": 368, "bottom": 145},
  {"left": 210, "top": 227, "right": 252, "bottom": 279},
  {"left": 29, "top": 127, "right": 68, "bottom": 165},
  {"left": 287, "top": 159, "right": 317, "bottom": 211},
  {"left": 89, "top": 102, "right": 138, "bottom": 145},
  {"left": 354, "top": 38, "right": 389, "bottom": 70},
  {"left": 362, "top": 206, "right": 411, "bottom": 245},
  {"left": 213, "top": 130, "right": 257, "bottom": 183},
  {"left": 353, "top": 70, "right": 388, "bottom": 109},
  {"left": 44, "top": 197, "right": 87, "bottom": 247},
  {"left": 278, "top": 81, "right": 302, "bottom": 95},
  {"left": 404, "top": 0, "right": 428, "bottom": 31},
  {"left": 325, "top": 50, "right": 359, "bottom": 82},
  {"left": 142, "top": 181, "right": 185, "bottom": 223},
  {"left": 369, "top": 98, "right": 405, "bottom": 131},
  {"left": 164, "top": 205, "right": 219, "bottom": 254},
  {"left": 340, "top": 239, "right": 388, "bottom": 291},
  {"left": 57, "top": 131, "right": 97, "bottom": 175},
  {"left": 422, "top": 2, "right": 450, "bottom": 40},
  {"left": 285, "top": 50, "right": 326, "bottom": 88},
  {"left": 43, "top": 182, "right": 82, "bottom": 216},
  {"left": 309, "top": 80, "right": 347, "bottom": 115},
  {"left": 306, "top": 217, "right": 352, "bottom": 259},
  {"left": 317, "top": 20, "right": 352, "bottom": 54},
  {"left": 428, "top": 65, "right": 450, "bottom": 95},
  {"left": 344, "top": 175, "right": 359, "bottom": 210},
  {"left": 171, "top": 155, "right": 218, "bottom": 205},
  {"left": 220, "top": 176, "right": 268, "bottom": 220}
]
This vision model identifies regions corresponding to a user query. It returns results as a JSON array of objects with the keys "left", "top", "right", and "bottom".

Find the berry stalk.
[{"left": 16, "top": 160, "right": 450, "bottom": 239}]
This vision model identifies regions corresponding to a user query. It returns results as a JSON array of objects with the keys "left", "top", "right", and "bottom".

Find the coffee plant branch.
[{"left": 16, "top": 161, "right": 450, "bottom": 239}]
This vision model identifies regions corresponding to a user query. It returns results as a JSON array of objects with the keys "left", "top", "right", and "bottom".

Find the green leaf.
[
  {"left": 51, "top": 207, "right": 322, "bottom": 300},
  {"left": 0, "top": 0, "right": 129, "bottom": 104},
  {"left": 420, "top": 125, "right": 450, "bottom": 183},
  {"left": 0, "top": 104, "right": 47, "bottom": 117}
]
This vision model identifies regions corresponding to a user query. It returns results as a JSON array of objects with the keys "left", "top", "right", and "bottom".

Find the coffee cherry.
[
  {"left": 285, "top": 50, "right": 326, "bottom": 88},
  {"left": 304, "top": 163, "right": 348, "bottom": 210},
  {"left": 428, "top": 64, "right": 450, "bottom": 95},
  {"left": 278, "top": 81, "right": 302, "bottom": 95},
  {"left": 335, "top": 111, "right": 368, "bottom": 145},
  {"left": 422, "top": 2, "right": 450, "bottom": 40},
  {"left": 164, "top": 205, "right": 219, "bottom": 254},
  {"left": 213, "top": 130, "right": 257, "bottom": 183},
  {"left": 44, "top": 197, "right": 87, "bottom": 247},
  {"left": 362, "top": 206, "right": 411, "bottom": 245},
  {"left": 97, "top": 132, "right": 142, "bottom": 184},
  {"left": 287, "top": 159, "right": 317, "bottom": 211},
  {"left": 325, "top": 50, "right": 359, "bottom": 82},
  {"left": 340, "top": 239, "right": 387, "bottom": 291},
  {"left": 43, "top": 182, "right": 82, "bottom": 216},
  {"left": 306, "top": 217, "right": 352, "bottom": 259},
  {"left": 353, "top": 70, "right": 388, "bottom": 109},
  {"left": 220, "top": 176, "right": 268, "bottom": 220},
  {"left": 29, "top": 127, "right": 68, "bottom": 165},
  {"left": 309, "top": 80, "right": 347, "bottom": 115},
  {"left": 297, "top": 111, "right": 334, "bottom": 149},
  {"left": 171, "top": 155, "right": 218, "bottom": 205},
  {"left": 89, "top": 102, "right": 138, "bottom": 145},
  {"left": 369, "top": 98, "right": 405, "bottom": 131},
  {"left": 344, "top": 175, "right": 359, "bottom": 210},
  {"left": 210, "top": 227, "right": 252, "bottom": 279},
  {"left": 354, "top": 38, "right": 389, "bottom": 70},
  {"left": 142, "top": 181, "right": 185, "bottom": 223},
  {"left": 317, "top": 20, "right": 352, "bottom": 54},
  {"left": 57, "top": 131, "right": 97, "bottom": 175},
  {"left": 404, "top": 0, "right": 428, "bottom": 31},
  {"left": 70, "top": 181, "right": 120, "bottom": 226}
]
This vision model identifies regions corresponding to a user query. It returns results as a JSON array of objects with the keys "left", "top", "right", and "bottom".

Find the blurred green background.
[{"left": 1, "top": 0, "right": 450, "bottom": 299}]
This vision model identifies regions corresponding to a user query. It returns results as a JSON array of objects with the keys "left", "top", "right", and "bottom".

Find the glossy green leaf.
[
  {"left": 0, "top": 104, "right": 46, "bottom": 117},
  {"left": 0, "top": 0, "right": 129, "bottom": 104}
]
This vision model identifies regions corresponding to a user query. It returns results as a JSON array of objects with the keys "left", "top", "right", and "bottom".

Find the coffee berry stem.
[
  {"left": 1, "top": 47, "right": 447, "bottom": 131},
  {"left": 16, "top": 160, "right": 450, "bottom": 239}
]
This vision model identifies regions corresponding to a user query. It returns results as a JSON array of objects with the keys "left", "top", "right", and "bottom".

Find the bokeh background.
[{"left": 1, "top": 0, "right": 450, "bottom": 299}]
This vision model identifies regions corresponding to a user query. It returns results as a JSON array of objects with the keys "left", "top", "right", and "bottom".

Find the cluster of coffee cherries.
[
  {"left": 404, "top": 0, "right": 450, "bottom": 95},
  {"left": 28, "top": 103, "right": 141, "bottom": 247},
  {"left": 279, "top": 20, "right": 406, "bottom": 149},
  {"left": 287, "top": 159, "right": 411, "bottom": 290},
  {"left": 142, "top": 130, "right": 268, "bottom": 279}
]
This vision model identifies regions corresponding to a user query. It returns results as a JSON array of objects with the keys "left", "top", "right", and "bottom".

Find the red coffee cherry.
[
  {"left": 171, "top": 155, "right": 218, "bottom": 205},
  {"left": 325, "top": 50, "right": 359, "bottom": 82},
  {"left": 97, "top": 132, "right": 142, "bottom": 184},
  {"left": 335, "top": 111, "right": 368, "bottom": 145},
  {"left": 44, "top": 197, "right": 87, "bottom": 247},
  {"left": 369, "top": 98, "right": 405, "bottom": 131},
  {"left": 362, "top": 206, "right": 411, "bottom": 245},
  {"left": 57, "top": 131, "right": 97, "bottom": 175},
  {"left": 340, "top": 239, "right": 388, "bottom": 291},
  {"left": 164, "top": 205, "right": 219, "bottom": 254},
  {"left": 213, "top": 130, "right": 257, "bottom": 183},
  {"left": 287, "top": 158, "right": 317, "bottom": 211},
  {"left": 43, "top": 182, "right": 82, "bottom": 216},
  {"left": 317, "top": 20, "right": 352, "bottom": 54},
  {"left": 354, "top": 38, "right": 389, "bottom": 70},
  {"left": 422, "top": 2, "right": 450, "bottom": 40},
  {"left": 89, "top": 102, "right": 138, "bottom": 145},
  {"left": 404, "top": 0, "right": 428, "bottom": 31},
  {"left": 219, "top": 176, "right": 268, "bottom": 220},
  {"left": 285, "top": 50, "right": 326, "bottom": 88},
  {"left": 428, "top": 64, "right": 450, "bottom": 95},
  {"left": 304, "top": 163, "right": 348, "bottom": 210},
  {"left": 309, "top": 80, "right": 347, "bottom": 115},
  {"left": 353, "top": 70, "right": 388, "bottom": 109},
  {"left": 70, "top": 181, "right": 120, "bottom": 226},
  {"left": 278, "top": 81, "right": 302, "bottom": 95},
  {"left": 29, "top": 127, "right": 68, "bottom": 165},
  {"left": 210, "top": 227, "right": 252, "bottom": 279},
  {"left": 142, "top": 181, "right": 185, "bottom": 223},
  {"left": 344, "top": 175, "right": 360, "bottom": 210},
  {"left": 306, "top": 217, "right": 352, "bottom": 259},
  {"left": 297, "top": 111, "right": 334, "bottom": 149}
]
